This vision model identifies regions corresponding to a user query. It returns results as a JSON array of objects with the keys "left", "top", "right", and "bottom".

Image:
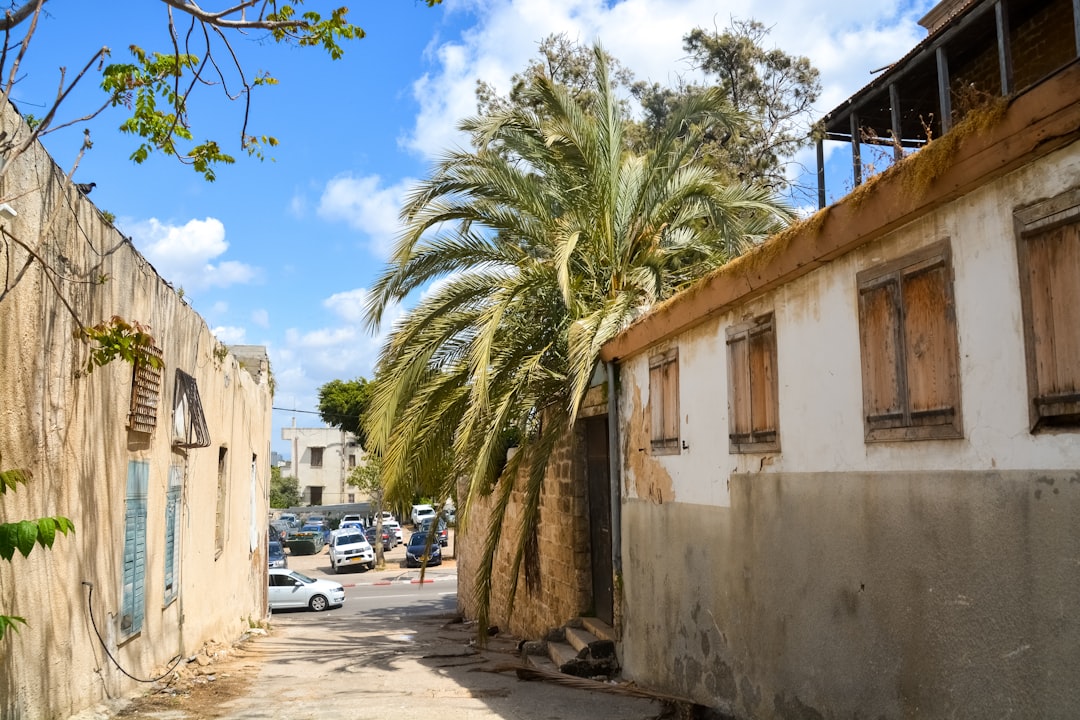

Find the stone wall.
[{"left": 457, "top": 391, "right": 607, "bottom": 639}]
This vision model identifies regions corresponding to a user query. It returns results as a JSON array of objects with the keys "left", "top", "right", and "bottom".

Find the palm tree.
[{"left": 364, "top": 45, "right": 792, "bottom": 633}]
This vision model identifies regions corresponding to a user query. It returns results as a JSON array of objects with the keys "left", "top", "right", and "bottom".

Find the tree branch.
[{"left": 0, "top": 0, "right": 47, "bottom": 32}]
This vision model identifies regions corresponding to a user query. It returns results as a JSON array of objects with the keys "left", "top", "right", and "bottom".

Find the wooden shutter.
[
  {"left": 901, "top": 257, "right": 959, "bottom": 428},
  {"left": 728, "top": 314, "right": 780, "bottom": 452},
  {"left": 748, "top": 319, "right": 778, "bottom": 442},
  {"left": 163, "top": 466, "right": 182, "bottom": 604},
  {"left": 122, "top": 461, "right": 149, "bottom": 636},
  {"left": 649, "top": 349, "right": 679, "bottom": 453},
  {"left": 1024, "top": 221, "right": 1080, "bottom": 423},
  {"left": 859, "top": 277, "right": 904, "bottom": 432}
]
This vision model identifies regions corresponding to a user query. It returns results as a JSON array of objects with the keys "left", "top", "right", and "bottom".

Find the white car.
[
  {"left": 411, "top": 504, "right": 436, "bottom": 526},
  {"left": 383, "top": 519, "right": 403, "bottom": 545},
  {"left": 268, "top": 569, "right": 345, "bottom": 612},
  {"left": 328, "top": 529, "right": 375, "bottom": 573}
]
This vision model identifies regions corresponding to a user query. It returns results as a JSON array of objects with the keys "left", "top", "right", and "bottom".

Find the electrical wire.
[{"left": 82, "top": 582, "right": 183, "bottom": 683}]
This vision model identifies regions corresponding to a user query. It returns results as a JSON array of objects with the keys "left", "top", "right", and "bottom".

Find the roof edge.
[{"left": 600, "top": 58, "right": 1080, "bottom": 364}]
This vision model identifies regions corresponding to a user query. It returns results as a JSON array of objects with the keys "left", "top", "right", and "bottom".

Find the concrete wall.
[
  {"left": 457, "top": 393, "right": 604, "bottom": 639},
  {"left": 0, "top": 106, "right": 272, "bottom": 719},
  {"left": 614, "top": 136, "right": 1080, "bottom": 717}
]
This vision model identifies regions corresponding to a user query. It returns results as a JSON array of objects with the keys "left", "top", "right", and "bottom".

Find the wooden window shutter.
[
  {"left": 649, "top": 349, "right": 679, "bottom": 453},
  {"left": 727, "top": 333, "right": 751, "bottom": 441},
  {"left": 858, "top": 277, "right": 904, "bottom": 431},
  {"left": 121, "top": 461, "right": 149, "bottom": 637},
  {"left": 727, "top": 313, "right": 780, "bottom": 453},
  {"left": 901, "top": 257, "right": 959, "bottom": 427},
  {"left": 1023, "top": 220, "right": 1080, "bottom": 425},
  {"left": 857, "top": 240, "right": 962, "bottom": 441}
]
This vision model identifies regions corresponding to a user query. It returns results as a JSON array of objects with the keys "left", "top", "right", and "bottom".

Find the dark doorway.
[{"left": 584, "top": 416, "right": 613, "bottom": 625}]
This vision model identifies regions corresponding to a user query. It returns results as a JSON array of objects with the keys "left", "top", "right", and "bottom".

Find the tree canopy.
[
  {"left": 269, "top": 467, "right": 301, "bottom": 509},
  {"left": 366, "top": 45, "right": 791, "bottom": 631},
  {"left": 316, "top": 377, "right": 373, "bottom": 448}
]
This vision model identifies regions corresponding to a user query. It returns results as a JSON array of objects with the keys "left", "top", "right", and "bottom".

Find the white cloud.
[
  {"left": 316, "top": 174, "right": 416, "bottom": 259},
  {"left": 405, "top": 0, "right": 936, "bottom": 161},
  {"left": 251, "top": 308, "right": 270, "bottom": 328},
  {"left": 324, "top": 288, "right": 371, "bottom": 325},
  {"left": 126, "top": 217, "right": 260, "bottom": 292},
  {"left": 212, "top": 325, "right": 247, "bottom": 343}
]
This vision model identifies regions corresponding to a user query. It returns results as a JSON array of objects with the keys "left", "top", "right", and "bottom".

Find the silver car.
[{"left": 268, "top": 569, "right": 345, "bottom": 612}]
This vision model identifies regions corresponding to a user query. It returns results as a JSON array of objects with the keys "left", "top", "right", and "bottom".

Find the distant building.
[{"left": 281, "top": 425, "right": 365, "bottom": 505}]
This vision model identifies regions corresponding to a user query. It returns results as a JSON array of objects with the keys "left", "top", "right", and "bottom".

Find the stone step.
[
  {"left": 546, "top": 640, "right": 581, "bottom": 669},
  {"left": 525, "top": 652, "right": 560, "bottom": 674},
  {"left": 579, "top": 616, "right": 616, "bottom": 643},
  {"left": 565, "top": 626, "right": 615, "bottom": 659}
]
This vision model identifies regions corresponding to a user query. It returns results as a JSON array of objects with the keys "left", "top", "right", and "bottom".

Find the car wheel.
[
  {"left": 309, "top": 594, "right": 329, "bottom": 612},
  {"left": 331, "top": 561, "right": 339, "bottom": 574}
]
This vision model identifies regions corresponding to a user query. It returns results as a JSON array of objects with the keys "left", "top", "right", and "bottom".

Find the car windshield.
[
  {"left": 301, "top": 524, "right": 321, "bottom": 532},
  {"left": 269, "top": 542, "right": 283, "bottom": 555},
  {"left": 337, "top": 534, "right": 363, "bottom": 545},
  {"left": 408, "top": 533, "right": 430, "bottom": 547},
  {"left": 288, "top": 571, "right": 316, "bottom": 584}
]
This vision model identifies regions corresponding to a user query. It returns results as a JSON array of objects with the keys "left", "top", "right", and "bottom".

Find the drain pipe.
[{"left": 606, "top": 360, "right": 622, "bottom": 575}]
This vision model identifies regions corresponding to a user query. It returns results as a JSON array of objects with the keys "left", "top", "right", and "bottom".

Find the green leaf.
[
  {"left": 14, "top": 521, "right": 37, "bottom": 558},
  {"left": 0, "top": 523, "right": 17, "bottom": 561},
  {"left": 0, "top": 615, "right": 27, "bottom": 641},
  {"left": 36, "top": 518, "right": 56, "bottom": 549}
]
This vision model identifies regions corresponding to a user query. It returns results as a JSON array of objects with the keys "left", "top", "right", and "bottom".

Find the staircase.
[{"left": 521, "top": 616, "right": 620, "bottom": 679}]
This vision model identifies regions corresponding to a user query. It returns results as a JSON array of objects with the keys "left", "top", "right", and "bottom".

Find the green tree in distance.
[
  {"left": 346, "top": 457, "right": 386, "bottom": 569},
  {"left": 365, "top": 45, "right": 791, "bottom": 634},
  {"left": 317, "top": 377, "right": 373, "bottom": 449},
  {"left": 269, "top": 466, "right": 301, "bottom": 509},
  {"left": 632, "top": 19, "right": 821, "bottom": 193}
]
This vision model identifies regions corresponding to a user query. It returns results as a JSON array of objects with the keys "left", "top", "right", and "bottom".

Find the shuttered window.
[
  {"left": 163, "top": 465, "right": 182, "bottom": 605},
  {"left": 857, "top": 241, "right": 962, "bottom": 441},
  {"left": 215, "top": 447, "right": 228, "bottom": 558},
  {"left": 1015, "top": 189, "right": 1080, "bottom": 430},
  {"left": 128, "top": 345, "right": 163, "bottom": 434},
  {"left": 649, "top": 348, "right": 680, "bottom": 454},
  {"left": 727, "top": 314, "right": 780, "bottom": 453},
  {"left": 121, "top": 461, "right": 149, "bottom": 638}
]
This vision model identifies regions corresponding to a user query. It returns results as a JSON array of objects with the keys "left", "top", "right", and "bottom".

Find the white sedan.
[{"left": 268, "top": 569, "right": 345, "bottom": 612}]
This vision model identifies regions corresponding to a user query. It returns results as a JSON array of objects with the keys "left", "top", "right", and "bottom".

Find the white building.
[{"left": 281, "top": 425, "right": 364, "bottom": 505}]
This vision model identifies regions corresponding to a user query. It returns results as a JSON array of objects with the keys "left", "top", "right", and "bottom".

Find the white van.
[{"left": 411, "top": 504, "right": 436, "bottom": 526}]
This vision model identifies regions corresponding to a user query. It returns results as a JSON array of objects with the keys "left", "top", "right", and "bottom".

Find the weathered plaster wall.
[
  {"left": 615, "top": 134, "right": 1080, "bottom": 716},
  {"left": 622, "top": 471, "right": 1080, "bottom": 719},
  {"left": 0, "top": 106, "right": 272, "bottom": 719}
]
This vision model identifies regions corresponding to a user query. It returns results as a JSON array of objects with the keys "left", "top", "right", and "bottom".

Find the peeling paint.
[{"left": 624, "top": 381, "right": 675, "bottom": 503}]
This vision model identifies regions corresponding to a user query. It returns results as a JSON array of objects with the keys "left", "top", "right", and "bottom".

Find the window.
[
  {"left": 163, "top": 465, "right": 182, "bottom": 605},
  {"left": 128, "top": 344, "right": 163, "bottom": 434},
  {"left": 1015, "top": 188, "right": 1080, "bottom": 429},
  {"left": 172, "top": 370, "right": 210, "bottom": 449},
  {"left": 310, "top": 447, "right": 324, "bottom": 468},
  {"left": 215, "top": 447, "right": 228, "bottom": 558},
  {"left": 348, "top": 493, "right": 355, "bottom": 503},
  {"left": 348, "top": 454, "right": 356, "bottom": 468},
  {"left": 648, "top": 348, "right": 680, "bottom": 454},
  {"left": 857, "top": 241, "right": 962, "bottom": 441},
  {"left": 121, "top": 461, "right": 148, "bottom": 637},
  {"left": 727, "top": 313, "right": 780, "bottom": 453}
]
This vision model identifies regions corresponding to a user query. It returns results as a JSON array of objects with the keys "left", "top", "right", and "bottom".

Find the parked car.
[
  {"left": 268, "top": 568, "right": 344, "bottom": 611},
  {"left": 300, "top": 522, "right": 332, "bottom": 543},
  {"left": 418, "top": 518, "right": 449, "bottom": 547},
  {"left": 268, "top": 540, "right": 288, "bottom": 569},
  {"left": 278, "top": 512, "right": 299, "bottom": 527},
  {"left": 341, "top": 514, "right": 365, "bottom": 527},
  {"left": 338, "top": 521, "right": 365, "bottom": 534},
  {"left": 404, "top": 532, "right": 442, "bottom": 568},
  {"left": 410, "top": 504, "right": 436, "bottom": 526},
  {"left": 365, "top": 526, "right": 392, "bottom": 552},
  {"left": 328, "top": 530, "right": 375, "bottom": 573},
  {"left": 384, "top": 519, "right": 403, "bottom": 545},
  {"left": 269, "top": 520, "right": 289, "bottom": 543}
]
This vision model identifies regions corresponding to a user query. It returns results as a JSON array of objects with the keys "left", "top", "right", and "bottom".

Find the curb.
[{"left": 337, "top": 574, "right": 456, "bottom": 589}]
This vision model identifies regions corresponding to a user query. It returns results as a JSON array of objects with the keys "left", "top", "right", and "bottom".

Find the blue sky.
[{"left": 23, "top": 0, "right": 935, "bottom": 458}]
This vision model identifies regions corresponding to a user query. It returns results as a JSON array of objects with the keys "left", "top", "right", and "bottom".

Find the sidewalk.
[{"left": 79, "top": 541, "right": 666, "bottom": 719}]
